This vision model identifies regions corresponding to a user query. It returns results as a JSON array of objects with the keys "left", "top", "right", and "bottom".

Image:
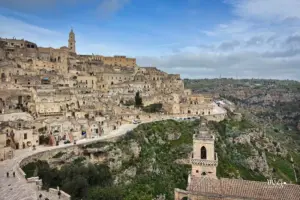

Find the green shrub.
[
  {"left": 142, "top": 103, "right": 163, "bottom": 113},
  {"left": 52, "top": 152, "right": 66, "bottom": 158}
]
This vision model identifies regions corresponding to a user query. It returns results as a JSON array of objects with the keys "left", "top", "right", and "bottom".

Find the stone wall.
[
  {"left": 0, "top": 147, "right": 14, "bottom": 161},
  {"left": 18, "top": 148, "right": 76, "bottom": 200},
  {"left": 0, "top": 112, "right": 34, "bottom": 121},
  {"left": 19, "top": 146, "right": 81, "bottom": 168}
]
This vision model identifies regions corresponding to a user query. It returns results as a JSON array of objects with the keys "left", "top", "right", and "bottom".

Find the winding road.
[
  {"left": 0, "top": 123, "right": 139, "bottom": 200},
  {"left": 0, "top": 115, "right": 200, "bottom": 200}
]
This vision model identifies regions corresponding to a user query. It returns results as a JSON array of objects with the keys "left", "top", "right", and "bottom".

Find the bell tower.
[
  {"left": 191, "top": 121, "right": 218, "bottom": 179},
  {"left": 68, "top": 28, "right": 76, "bottom": 54}
]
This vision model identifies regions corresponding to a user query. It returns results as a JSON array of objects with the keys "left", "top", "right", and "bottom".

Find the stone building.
[
  {"left": 0, "top": 28, "right": 228, "bottom": 159},
  {"left": 174, "top": 121, "right": 300, "bottom": 200},
  {"left": 68, "top": 29, "right": 76, "bottom": 54},
  {"left": 88, "top": 55, "right": 136, "bottom": 67},
  {"left": 0, "top": 37, "right": 38, "bottom": 58}
]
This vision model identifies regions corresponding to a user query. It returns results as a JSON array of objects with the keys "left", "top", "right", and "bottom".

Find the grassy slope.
[
  {"left": 208, "top": 119, "right": 267, "bottom": 181},
  {"left": 111, "top": 120, "right": 196, "bottom": 199},
  {"left": 23, "top": 119, "right": 300, "bottom": 200}
]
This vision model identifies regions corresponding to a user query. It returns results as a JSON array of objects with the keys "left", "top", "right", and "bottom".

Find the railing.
[
  {"left": 190, "top": 158, "right": 218, "bottom": 166},
  {"left": 193, "top": 134, "right": 214, "bottom": 140}
]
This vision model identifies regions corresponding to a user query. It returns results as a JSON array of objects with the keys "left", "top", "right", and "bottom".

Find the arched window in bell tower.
[{"left": 201, "top": 146, "right": 207, "bottom": 159}]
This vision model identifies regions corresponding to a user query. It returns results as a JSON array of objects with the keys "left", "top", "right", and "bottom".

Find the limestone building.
[{"left": 0, "top": 28, "right": 227, "bottom": 157}]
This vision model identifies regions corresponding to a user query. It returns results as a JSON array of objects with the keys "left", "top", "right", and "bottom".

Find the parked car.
[{"left": 133, "top": 120, "right": 141, "bottom": 124}]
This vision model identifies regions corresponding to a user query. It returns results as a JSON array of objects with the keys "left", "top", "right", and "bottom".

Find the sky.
[{"left": 0, "top": 0, "right": 300, "bottom": 80}]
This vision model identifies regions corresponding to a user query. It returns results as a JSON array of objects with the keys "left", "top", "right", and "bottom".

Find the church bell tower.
[
  {"left": 68, "top": 28, "right": 76, "bottom": 54},
  {"left": 191, "top": 121, "right": 218, "bottom": 179}
]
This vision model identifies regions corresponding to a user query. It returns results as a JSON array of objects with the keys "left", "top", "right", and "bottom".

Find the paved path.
[
  {"left": 0, "top": 115, "right": 194, "bottom": 200},
  {"left": 0, "top": 123, "right": 139, "bottom": 200}
]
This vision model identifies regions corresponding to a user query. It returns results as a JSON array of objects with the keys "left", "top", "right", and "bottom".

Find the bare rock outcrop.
[
  {"left": 246, "top": 151, "right": 269, "bottom": 175},
  {"left": 234, "top": 134, "right": 251, "bottom": 145},
  {"left": 107, "top": 147, "right": 123, "bottom": 170},
  {"left": 167, "top": 131, "right": 181, "bottom": 141},
  {"left": 130, "top": 141, "right": 141, "bottom": 158}
]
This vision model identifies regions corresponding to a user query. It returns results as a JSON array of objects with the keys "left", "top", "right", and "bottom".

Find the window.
[
  {"left": 196, "top": 170, "right": 199, "bottom": 173},
  {"left": 201, "top": 146, "right": 207, "bottom": 159},
  {"left": 24, "top": 133, "right": 27, "bottom": 140}
]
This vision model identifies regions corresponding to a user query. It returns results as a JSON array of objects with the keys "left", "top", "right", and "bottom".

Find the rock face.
[
  {"left": 124, "top": 166, "right": 137, "bottom": 178},
  {"left": 246, "top": 151, "right": 269, "bottom": 175},
  {"left": 234, "top": 134, "right": 251, "bottom": 145},
  {"left": 297, "top": 121, "right": 300, "bottom": 131},
  {"left": 107, "top": 147, "right": 123, "bottom": 170},
  {"left": 130, "top": 141, "right": 141, "bottom": 158},
  {"left": 167, "top": 132, "right": 181, "bottom": 141}
]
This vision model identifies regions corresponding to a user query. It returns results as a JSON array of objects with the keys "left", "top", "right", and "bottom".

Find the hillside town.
[
  {"left": 1, "top": 30, "right": 300, "bottom": 200},
  {"left": 0, "top": 29, "right": 227, "bottom": 161}
]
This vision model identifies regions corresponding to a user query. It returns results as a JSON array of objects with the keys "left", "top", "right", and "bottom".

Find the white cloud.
[
  {"left": 229, "top": 0, "right": 300, "bottom": 21},
  {"left": 0, "top": 15, "right": 66, "bottom": 48},
  {"left": 1, "top": 0, "right": 300, "bottom": 80},
  {"left": 136, "top": 0, "right": 300, "bottom": 80}
]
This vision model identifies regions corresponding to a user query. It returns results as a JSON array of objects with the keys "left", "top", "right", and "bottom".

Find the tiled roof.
[{"left": 187, "top": 176, "right": 300, "bottom": 200}]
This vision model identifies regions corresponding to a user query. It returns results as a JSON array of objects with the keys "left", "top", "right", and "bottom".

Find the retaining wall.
[{"left": 18, "top": 146, "right": 83, "bottom": 200}]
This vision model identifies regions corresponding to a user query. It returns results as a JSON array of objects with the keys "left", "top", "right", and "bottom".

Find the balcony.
[
  {"left": 190, "top": 153, "right": 218, "bottom": 166},
  {"left": 193, "top": 133, "right": 214, "bottom": 141}
]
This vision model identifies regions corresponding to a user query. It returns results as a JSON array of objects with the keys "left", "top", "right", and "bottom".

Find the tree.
[
  {"left": 135, "top": 91, "right": 143, "bottom": 108},
  {"left": 142, "top": 103, "right": 162, "bottom": 113},
  {"left": 88, "top": 186, "right": 124, "bottom": 200}
]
